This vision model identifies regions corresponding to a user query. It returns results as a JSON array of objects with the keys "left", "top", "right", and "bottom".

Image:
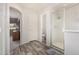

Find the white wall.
[
  {"left": 65, "top": 4, "right": 79, "bottom": 31},
  {"left": 8, "top": 3, "right": 40, "bottom": 46},
  {"left": 21, "top": 9, "right": 39, "bottom": 44},
  {"left": 0, "top": 3, "right": 9, "bottom": 55},
  {"left": 0, "top": 3, "right": 6, "bottom": 54},
  {"left": 64, "top": 4, "right": 79, "bottom": 55},
  {"left": 10, "top": 7, "right": 21, "bottom": 18}
]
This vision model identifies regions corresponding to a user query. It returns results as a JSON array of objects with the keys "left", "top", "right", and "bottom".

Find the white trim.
[
  {"left": 6, "top": 4, "right": 22, "bottom": 54},
  {"left": 39, "top": 12, "right": 47, "bottom": 43},
  {"left": 6, "top": 4, "right": 10, "bottom": 55},
  {"left": 39, "top": 14, "right": 43, "bottom": 42},
  {"left": 63, "top": 7, "right": 65, "bottom": 33},
  {"left": 20, "top": 12, "right": 23, "bottom": 45},
  {"left": 63, "top": 30, "right": 79, "bottom": 32}
]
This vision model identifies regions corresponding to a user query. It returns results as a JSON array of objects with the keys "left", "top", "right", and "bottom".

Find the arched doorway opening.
[{"left": 9, "top": 7, "right": 22, "bottom": 54}]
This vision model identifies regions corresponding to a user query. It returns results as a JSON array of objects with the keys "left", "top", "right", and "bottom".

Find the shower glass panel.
[{"left": 51, "top": 9, "right": 64, "bottom": 50}]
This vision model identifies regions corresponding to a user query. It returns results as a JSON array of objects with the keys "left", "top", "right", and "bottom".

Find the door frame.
[
  {"left": 40, "top": 12, "right": 51, "bottom": 46},
  {"left": 6, "top": 4, "right": 22, "bottom": 54}
]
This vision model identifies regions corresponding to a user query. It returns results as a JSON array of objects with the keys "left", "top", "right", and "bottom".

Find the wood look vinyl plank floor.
[{"left": 11, "top": 40, "right": 64, "bottom": 55}]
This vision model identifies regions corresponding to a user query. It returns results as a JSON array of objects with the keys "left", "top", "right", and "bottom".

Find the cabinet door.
[{"left": 12, "top": 32, "right": 20, "bottom": 41}]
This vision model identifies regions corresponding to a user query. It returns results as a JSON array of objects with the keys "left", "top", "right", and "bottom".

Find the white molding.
[
  {"left": 39, "top": 14, "right": 43, "bottom": 42},
  {"left": 63, "top": 30, "right": 79, "bottom": 32},
  {"left": 5, "top": 4, "right": 22, "bottom": 55}
]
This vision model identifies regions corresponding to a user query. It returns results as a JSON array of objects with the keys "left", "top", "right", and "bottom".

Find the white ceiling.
[
  {"left": 20, "top": 3, "right": 58, "bottom": 10},
  {"left": 18, "top": 3, "right": 76, "bottom": 13}
]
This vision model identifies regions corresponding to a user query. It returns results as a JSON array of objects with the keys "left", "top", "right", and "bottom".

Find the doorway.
[
  {"left": 42, "top": 15, "right": 47, "bottom": 45},
  {"left": 9, "top": 7, "right": 22, "bottom": 54}
]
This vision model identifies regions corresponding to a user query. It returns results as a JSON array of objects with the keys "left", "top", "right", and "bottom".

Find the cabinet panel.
[{"left": 12, "top": 32, "right": 20, "bottom": 41}]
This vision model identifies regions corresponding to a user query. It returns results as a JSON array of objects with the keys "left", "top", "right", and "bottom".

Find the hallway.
[{"left": 0, "top": 3, "right": 79, "bottom": 55}]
